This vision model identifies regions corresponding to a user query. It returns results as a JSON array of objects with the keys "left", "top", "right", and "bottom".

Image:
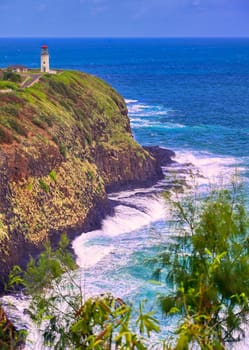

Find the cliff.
[{"left": 0, "top": 71, "right": 163, "bottom": 289}]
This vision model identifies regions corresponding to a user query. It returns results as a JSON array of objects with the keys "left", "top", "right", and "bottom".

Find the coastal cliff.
[{"left": 0, "top": 70, "right": 164, "bottom": 288}]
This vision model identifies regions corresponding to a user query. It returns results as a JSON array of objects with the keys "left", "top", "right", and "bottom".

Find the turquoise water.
[{"left": 1, "top": 38, "right": 249, "bottom": 348}]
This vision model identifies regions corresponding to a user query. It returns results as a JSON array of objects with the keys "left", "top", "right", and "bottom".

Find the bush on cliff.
[{"left": 2, "top": 71, "right": 22, "bottom": 83}]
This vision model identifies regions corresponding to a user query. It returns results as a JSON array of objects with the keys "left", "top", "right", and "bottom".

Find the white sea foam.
[
  {"left": 126, "top": 99, "right": 170, "bottom": 117},
  {"left": 174, "top": 150, "right": 243, "bottom": 188},
  {"left": 1, "top": 295, "right": 49, "bottom": 350},
  {"left": 129, "top": 108, "right": 167, "bottom": 117},
  {"left": 131, "top": 119, "right": 185, "bottom": 129},
  {"left": 126, "top": 99, "right": 186, "bottom": 131},
  {"left": 124, "top": 99, "right": 138, "bottom": 103},
  {"left": 73, "top": 194, "right": 167, "bottom": 269}
]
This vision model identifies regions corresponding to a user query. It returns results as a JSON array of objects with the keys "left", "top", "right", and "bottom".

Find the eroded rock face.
[
  {"left": 93, "top": 144, "right": 163, "bottom": 192},
  {"left": 143, "top": 146, "right": 176, "bottom": 167},
  {"left": 0, "top": 71, "right": 168, "bottom": 290}
]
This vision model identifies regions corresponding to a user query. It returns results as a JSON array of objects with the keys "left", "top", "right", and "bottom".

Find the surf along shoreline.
[
  {"left": 48, "top": 146, "right": 177, "bottom": 260},
  {"left": 1, "top": 146, "right": 177, "bottom": 296},
  {"left": 0, "top": 146, "right": 177, "bottom": 349}
]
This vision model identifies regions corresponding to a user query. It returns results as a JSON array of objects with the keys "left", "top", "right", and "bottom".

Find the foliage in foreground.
[
  {"left": 7, "top": 181, "right": 249, "bottom": 349},
  {"left": 153, "top": 181, "right": 249, "bottom": 349},
  {"left": 9, "top": 234, "right": 160, "bottom": 349}
]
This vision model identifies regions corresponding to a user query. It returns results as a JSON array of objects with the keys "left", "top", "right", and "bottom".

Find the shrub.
[
  {"left": 8, "top": 235, "right": 160, "bottom": 349},
  {"left": 3, "top": 71, "right": 21, "bottom": 83},
  {"left": 153, "top": 182, "right": 249, "bottom": 349},
  {"left": 32, "top": 118, "right": 45, "bottom": 129},
  {"left": 7, "top": 119, "right": 27, "bottom": 137},
  {"left": 49, "top": 170, "right": 57, "bottom": 182},
  {"left": 39, "top": 179, "right": 49, "bottom": 193}
]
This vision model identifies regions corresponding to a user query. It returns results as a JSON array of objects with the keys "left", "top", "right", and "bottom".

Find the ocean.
[{"left": 1, "top": 38, "right": 249, "bottom": 349}]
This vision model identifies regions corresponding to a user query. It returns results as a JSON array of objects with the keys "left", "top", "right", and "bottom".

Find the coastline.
[
  {"left": 0, "top": 70, "right": 169, "bottom": 294},
  {"left": 0, "top": 146, "right": 176, "bottom": 295},
  {"left": 66, "top": 146, "right": 176, "bottom": 243},
  {"left": 0, "top": 146, "right": 176, "bottom": 349}
]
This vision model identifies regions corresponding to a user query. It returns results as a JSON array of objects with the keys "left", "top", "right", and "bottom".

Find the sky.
[{"left": 1, "top": 0, "right": 249, "bottom": 37}]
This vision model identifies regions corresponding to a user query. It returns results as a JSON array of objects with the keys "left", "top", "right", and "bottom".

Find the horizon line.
[{"left": 1, "top": 36, "right": 249, "bottom": 39}]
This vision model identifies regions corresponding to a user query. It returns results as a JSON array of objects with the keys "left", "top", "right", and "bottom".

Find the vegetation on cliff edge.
[{"left": 0, "top": 71, "right": 157, "bottom": 284}]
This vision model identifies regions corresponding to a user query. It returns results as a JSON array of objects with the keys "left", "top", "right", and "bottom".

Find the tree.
[
  {"left": 152, "top": 181, "right": 249, "bottom": 349},
  {"left": 3, "top": 71, "right": 21, "bottom": 83},
  {"left": 9, "top": 234, "right": 160, "bottom": 349}
]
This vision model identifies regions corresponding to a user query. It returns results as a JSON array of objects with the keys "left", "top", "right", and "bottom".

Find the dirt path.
[{"left": 21, "top": 74, "right": 42, "bottom": 88}]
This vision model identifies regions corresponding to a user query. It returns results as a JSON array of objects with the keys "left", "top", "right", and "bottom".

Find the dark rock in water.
[{"left": 143, "top": 146, "right": 176, "bottom": 167}]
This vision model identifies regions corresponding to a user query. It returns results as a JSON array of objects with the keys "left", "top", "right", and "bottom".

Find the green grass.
[
  {"left": 0, "top": 70, "right": 145, "bottom": 161},
  {"left": 0, "top": 81, "right": 18, "bottom": 90}
]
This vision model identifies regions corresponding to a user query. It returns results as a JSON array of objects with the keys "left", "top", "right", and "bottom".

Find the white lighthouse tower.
[{"left": 40, "top": 45, "right": 50, "bottom": 73}]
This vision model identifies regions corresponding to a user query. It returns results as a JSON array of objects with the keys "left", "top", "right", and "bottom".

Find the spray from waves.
[
  {"left": 73, "top": 193, "right": 167, "bottom": 269},
  {"left": 1, "top": 295, "right": 50, "bottom": 350},
  {"left": 173, "top": 149, "right": 247, "bottom": 187}
]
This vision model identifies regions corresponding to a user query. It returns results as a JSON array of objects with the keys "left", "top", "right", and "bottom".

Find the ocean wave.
[
  {"left": 124, "top": 99, "right": 138, "bottom": 103},
  {"left": 174, "top": 150, "right": 245, "bottom": 187},
  {"left": 128, "top": 106, "right": 167, "bottom": 117},
  {"left": 73, "top": 194, "right": 167, "bottom": 269},
  {"left": 130, "top": 110, "right": 168, "bottom": 117},
  {"left": 126, "top": 99, "right": 171, "bottom": 118},
  {"left": 131, "top": 119, "right": 185, "bottom": 129}
]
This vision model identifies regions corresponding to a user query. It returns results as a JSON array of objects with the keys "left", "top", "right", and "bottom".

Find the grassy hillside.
[{"left": 0, "top": 71, "right": 133, "bottom": 149}]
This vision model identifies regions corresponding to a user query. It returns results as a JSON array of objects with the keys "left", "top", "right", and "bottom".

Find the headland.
[{"left": 0, "top": 70, "right": 174, "bottom": 291}]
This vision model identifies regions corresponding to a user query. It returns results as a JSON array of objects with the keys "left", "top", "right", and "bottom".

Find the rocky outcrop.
[
  {"left": 94, "top": 144, "right": 163, "bottom": 192},
  {"left": 143, "top": 146, "right": 176, "bottom": 167},
  {"left": 0, "top": 71, "right": 174, "bottom": 291}
]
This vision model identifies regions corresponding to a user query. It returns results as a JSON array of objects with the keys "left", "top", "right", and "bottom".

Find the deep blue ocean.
[
  {"left": 1, "top": 38, "right": 249, "bottom": 349},
  {"left": 1, "top": 38, "right": 249, "bottom": 165}
]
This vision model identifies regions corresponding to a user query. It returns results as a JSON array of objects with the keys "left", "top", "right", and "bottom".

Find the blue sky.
[{"left": 1, "top": 0, "right": 249, "bottom": 37}]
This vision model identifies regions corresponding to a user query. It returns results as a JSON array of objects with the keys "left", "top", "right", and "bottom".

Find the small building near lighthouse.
[
  {"left": 40, "top": 45, "right": 50, "bottom": 73},
  {"left": 7, "top": 65, "right": 28, "bottom": 73}
]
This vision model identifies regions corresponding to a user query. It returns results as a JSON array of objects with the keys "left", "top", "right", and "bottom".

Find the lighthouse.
[{"left": 40, "top": 45, "right": 50, "bottom": 73}]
